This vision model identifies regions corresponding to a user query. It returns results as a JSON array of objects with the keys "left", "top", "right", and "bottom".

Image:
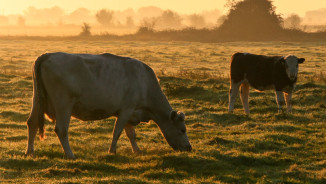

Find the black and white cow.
[{"left": 228, "top": 52, "right": 305, "bottom": 114}]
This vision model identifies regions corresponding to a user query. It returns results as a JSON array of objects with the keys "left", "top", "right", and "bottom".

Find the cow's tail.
[
  {"left": 33, "top": 53, "right": 50, "bottom": 140},
  {"left": 230, "top": 52, "right": 243, "bottom": 81}
]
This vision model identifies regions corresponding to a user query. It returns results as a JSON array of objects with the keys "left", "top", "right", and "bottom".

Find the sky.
[{"left": 0, "top": 0, "right": 325, "bottom": 16}]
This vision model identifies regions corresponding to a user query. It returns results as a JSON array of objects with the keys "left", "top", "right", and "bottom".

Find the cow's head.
[
  {"left": 280, "top": 55, "right": 305, "bottom": 81},
  {"left": 160, "top": 110, "right": 192, "bottom": 152}
]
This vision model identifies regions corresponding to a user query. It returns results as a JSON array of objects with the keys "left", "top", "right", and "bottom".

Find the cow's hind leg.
[
  {"left": 124, "top": 123, "right": 141, "bottom": 154},
  {"left": 275, "top": 91, "right": 285, "bottom": 113},
  {"left": 228, "top": 80, "right": 242, "bottom": 113},
  {"left": 109, "top": 111, "right": 133, "bottom": 154},
  {"left": 25, "top": 101, "right": 40, "bottom": 156},
  {"left": 53, "top": 100, "right": 75, "bottom": 159},
  {"left": 240, "top": 82, "right": 250, "bottom": 115}
]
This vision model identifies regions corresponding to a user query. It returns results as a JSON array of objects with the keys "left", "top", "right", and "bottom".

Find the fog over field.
[{"left": 0, "top": 0, "right": 326, "bottom": 36}]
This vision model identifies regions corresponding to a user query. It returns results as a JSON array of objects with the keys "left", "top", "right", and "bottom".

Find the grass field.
[{"left": 0, "top": 40, "right": 325, "bottom": 183}]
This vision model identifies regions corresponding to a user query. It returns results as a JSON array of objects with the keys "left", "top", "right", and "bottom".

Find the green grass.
[{"left": 0, "top": 40, "right": 325, "bottom": 183}]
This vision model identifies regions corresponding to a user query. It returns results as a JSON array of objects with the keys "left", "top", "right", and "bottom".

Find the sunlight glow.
[{"left": 1, "top": 0, "right": 325, "bottom": 16}]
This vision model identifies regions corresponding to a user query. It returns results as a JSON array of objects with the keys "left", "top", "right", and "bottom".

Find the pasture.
[{"left": 0, "top": 40, "right": 325, "bottom": 183}]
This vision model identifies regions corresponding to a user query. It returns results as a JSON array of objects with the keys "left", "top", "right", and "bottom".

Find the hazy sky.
[{"left": 1, "top": 0, "right": 325, "bottom": 16}]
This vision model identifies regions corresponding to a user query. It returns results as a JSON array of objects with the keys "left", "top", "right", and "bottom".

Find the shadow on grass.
[
  {"left": 240, "top": 134, "right": 305, "bottom": 154},
  {"left": 103, "top": 178, "right": 147, "bottom": 184},
  {"left": 157, "top": 152, "right": 322, "bottom": 183},
  {"left": 0, "top": 158, "right": 47, "bottom": 170},
  {"left": 160, "top": 76, "right": 229, "bottom": 104},
  {"left": 66, "top": 160, "right": 120, "bottom": 173},
  {"left": 97, "top": 154, "right": 130, "bottom": 163},
  {"left": 141, "top": 169, "right": 186, "bottom": 180},
  {"left": 0, "top": 122, "right": 25, "bottom": 129},
  {"left": 208, "top": 113, "right": 251, "bottom": 126},
  {"left": 158, "top": 153, "right": 285, "bottom": 183},
  {"left": 5, "top": 135, "right": 27, "bottom": 142},
  {"left": 206, "top": 136, "right": 238, "bottom": 146},
  {"left": 260, "top": 124, "right": 301, "bottom": 133},
  {"left": 0, "top": 111, "right": 29, "bottom": 122},
  {"left": 272, "top": 113, "right": 314, "bottom": 124}
]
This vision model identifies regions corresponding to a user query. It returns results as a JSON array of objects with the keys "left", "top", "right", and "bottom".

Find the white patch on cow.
[{"left": 284, "top": 55, "right": 299, "bottom": 81}]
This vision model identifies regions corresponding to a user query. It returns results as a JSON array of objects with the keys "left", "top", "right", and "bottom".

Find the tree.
[
  {"left": 188, "top": 14, "right": 206, "bottom": 28},
  {"left": 156, "top": 10, "right": 182, "bottom": 30},
  {"left": 218, "top": 0, "right": 283, "bottom": 39},
  {"left": 216, "top": 15, "right": 227, "bottom": 27},
  {"left": 283, "top": 14, "right": 302, "bottom": 30},
  {"left": 96, "top": 9, "right": 114, "bottom": 27},
  {"left": 66, "top": 8, "right": 93, "bottom": 25},
  {"left": 79, "top": 22, "right": 91, "bottom": 36},
  {"left": 125, "top": 16, "right": 135, "bottom": 28},
  {"left": 137, "top": 18, "right": 156, "bottom": 34}
]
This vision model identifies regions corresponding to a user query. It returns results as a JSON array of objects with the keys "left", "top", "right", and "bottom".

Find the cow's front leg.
[
  {"left": 124, "top": 123, "right": 141, "bottom": 154},
  {"left": 284, "top": 92, "right": 292, "bottom": 113},
  {"left": 109, "top": 111, "right": 132, "bottom": 154},
  {"left": 275, "top": 91, "right": 285, "bottom": 113},
  {"left": 54, "top": 110, "right": 75, "bottom": 159},
  {"left": 53, "top": 96, "right": 75, "bottom": 159},
  {"left": 229, "top": 80, "right": 242, "bottom": 113}
]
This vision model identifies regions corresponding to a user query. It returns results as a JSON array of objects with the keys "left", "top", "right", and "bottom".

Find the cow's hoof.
[
  {"left": 108, "top": 150, "right": 117, "bottom": 155},
  {"left": 65, "top": 154, "right": 76, "bottom": 160},
  {"left": 25, "top": 150, "right": 34, "bottom": 157}
]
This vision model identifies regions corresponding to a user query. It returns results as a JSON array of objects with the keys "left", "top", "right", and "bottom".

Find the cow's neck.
[{"left": 149, "top": 92, "right": 173, "bottom": 128}]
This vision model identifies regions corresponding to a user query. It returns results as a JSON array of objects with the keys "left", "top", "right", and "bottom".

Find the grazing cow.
[
  {"left": 26, "top": 52, "right": 191, "bottom": 159},
  {"left": 228, "top": 52, "right": 305, "bottom": 114}
]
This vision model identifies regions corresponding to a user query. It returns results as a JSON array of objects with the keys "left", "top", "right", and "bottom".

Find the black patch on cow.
[{"left": 230, "top": 53, "right": 296, "bottom": 92}]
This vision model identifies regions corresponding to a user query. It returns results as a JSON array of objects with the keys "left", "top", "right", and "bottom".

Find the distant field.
[{"left": 0, "top": 40, "right": 325, "bottom": 183}]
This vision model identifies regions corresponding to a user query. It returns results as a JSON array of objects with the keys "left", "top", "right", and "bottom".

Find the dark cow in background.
[
  {"left": 26, "top": 52, "right": 191, "bottom": 159},
  {"left": 228, "top": 53, "right": 305, "bottom": 115}
]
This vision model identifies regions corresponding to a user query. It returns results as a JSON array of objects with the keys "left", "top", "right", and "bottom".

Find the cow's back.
[{"left": 40, "top": 52, "right": 157, "bottom": 121}]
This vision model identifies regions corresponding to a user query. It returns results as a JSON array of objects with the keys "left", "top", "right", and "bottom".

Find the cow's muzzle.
[
  {"left": 175, "top": 144, "right": 192, "bottom": 152},
  {"left": 289, "top": 75, "right": 296, "bottom": 81}
]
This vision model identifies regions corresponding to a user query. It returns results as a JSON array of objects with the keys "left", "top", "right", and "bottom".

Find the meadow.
[{"left": 0, "top": 40, "right": 325, "bottom": 183}]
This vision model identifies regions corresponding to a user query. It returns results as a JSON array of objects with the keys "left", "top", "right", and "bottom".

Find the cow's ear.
[
  {"left": 279, "top": 57, "right": 285, "bottom": 63},
  {"left": 298, "top": 58, "right": 305, "bottom": 64},
  {"left": 177, "top": 112, "right": 185, "bottom": 122},
  {"left": 170, "top": 110, "right": 177, "bottom": 120}
]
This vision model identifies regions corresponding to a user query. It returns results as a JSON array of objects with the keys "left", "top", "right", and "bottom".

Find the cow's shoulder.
[{"left": 100, "top": 53, "right": 130, "bottom": 61}]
